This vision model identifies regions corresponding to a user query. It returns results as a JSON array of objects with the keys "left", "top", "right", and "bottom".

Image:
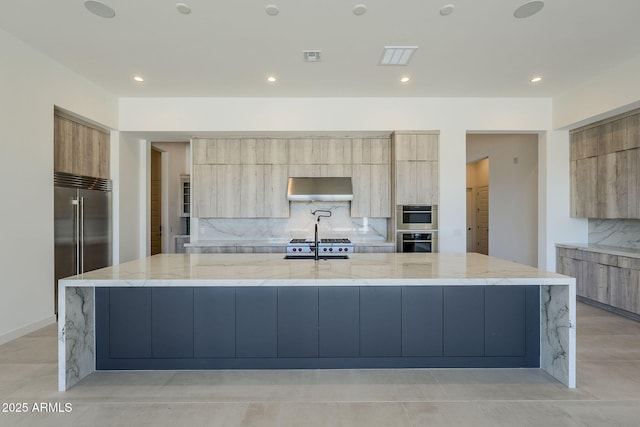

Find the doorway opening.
[
  {"left": 466, "top": 158, "right": 489, "bottom": 255},
  {"left": 150, "top": 148, "right": 162, "bottom": 255},
  {"left": 466, "top": 133, "right": 538, "bottom": 267}
]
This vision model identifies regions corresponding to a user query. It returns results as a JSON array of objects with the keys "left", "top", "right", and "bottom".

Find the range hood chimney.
[{"left": 287, "top": 177, "right": 353, "bottom": 202}]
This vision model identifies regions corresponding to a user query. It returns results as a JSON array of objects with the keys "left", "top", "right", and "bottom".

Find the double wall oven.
[{"left": 396, "top": 205, "right": 438, "bottom": 253}]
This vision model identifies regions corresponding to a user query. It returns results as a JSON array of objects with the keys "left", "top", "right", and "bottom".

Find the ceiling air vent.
[
  {"left": 379, "top": 46, "right": 418, "bottom": 66},
  {"left": 303, "top": 50, "right": 321, "bottom": 62}
]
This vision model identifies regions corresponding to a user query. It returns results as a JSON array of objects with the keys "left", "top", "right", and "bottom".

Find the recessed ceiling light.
[
  {"left": 352, "top": 4, "right": 367, "bottom": 16},
  {"left": 265, "top": 5, "right": 279, "bottom": 16},
  {"left": 514, "top": 1, "right": 544, "bottom": 19},
  {"left": 84, "top": 1, "right": 115, "bottom": 19},
  {"left": 133, "top": 76, "right": 144, "bottom": 82},
  {"left": 530, "top": 76, "right": 543, "bottom": 83},
  {"left": 440, "top": 4, "right": 455, "bottom": 16},
  {"left": 176, "top": 3, "right": 191, "bottom": 15},
  {"left": 266, "top": 75, "right": 277, "bottom": 83},
  {"left": 379, "top": 46, "right": 418, "bottom": 66},
  {"left": 400, "top": 76, "right": 410, "bottom": 83}
]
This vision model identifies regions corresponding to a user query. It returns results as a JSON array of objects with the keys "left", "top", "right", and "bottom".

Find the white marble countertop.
[
  {"left": 556, "top": 243, "right": 640, "bottom": 259},
  {"left": 59, "top": 253, "right": 573, "bottom": 287},
  {"left": 185, "top": 240, "right": 395, "bottom": 247}
]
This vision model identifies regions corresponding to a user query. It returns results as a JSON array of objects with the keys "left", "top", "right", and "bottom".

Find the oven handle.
[{"left": 403, "top": 210, "right": 431, "bottom": 214}]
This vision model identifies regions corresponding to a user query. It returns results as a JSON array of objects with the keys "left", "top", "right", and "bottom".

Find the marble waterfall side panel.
[
  {"left": 58, "top": 286, "right": 95, "bottom": 391},
  {"left": 540, "top": 284, "right": 576, "bottom": 388}
]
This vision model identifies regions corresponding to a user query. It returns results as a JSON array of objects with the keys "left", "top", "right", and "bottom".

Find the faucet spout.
[
  {"left": 314, "top": 223, "right": 319, "bottom": 261},
  {"left": 311, "top": 209, "right": 332, "bottom": 222}
]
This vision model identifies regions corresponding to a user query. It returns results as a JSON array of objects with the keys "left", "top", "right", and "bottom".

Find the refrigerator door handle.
[
  {"left": 72, "top": 197, "right": 80, "bottom": 275},
  {"left": 79, "top": 196, "right": 85, "bottom": 274}
]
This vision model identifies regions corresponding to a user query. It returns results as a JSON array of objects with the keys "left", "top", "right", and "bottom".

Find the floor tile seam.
[{"left": 400, "top": 401, "right": 418, "bottom": 427}]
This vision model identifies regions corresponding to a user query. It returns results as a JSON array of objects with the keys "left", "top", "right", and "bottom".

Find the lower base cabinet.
[
  {"left": 360, "top": 287, "right": 401, "bottom": 357},
  {"left": 278, "top": 287, "right": 318, "bottom": 357},
  {"left": 236, "top": 287, "right": 277, "bottom": 357},
  {"left": 557, "top": 247, "right": 640, "bottom": 317},
  {"left": 402, "top": 287, "right": 443, "bottom": 356},
  {"left": 96, "top": 285, "right": 540, "bottom": 369},
  {"left": 319, "top": 287, "right": 359, "bottom": 357},
  {"left": 194, "top": 288, "right": 235, "bottom": 358}
]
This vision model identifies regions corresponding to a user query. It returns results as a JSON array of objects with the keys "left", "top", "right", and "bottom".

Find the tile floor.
[{"left": 1, "top": 302, "right": 640, "bottom": 426}]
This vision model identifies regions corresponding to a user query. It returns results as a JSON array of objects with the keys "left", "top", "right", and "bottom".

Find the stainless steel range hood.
[{"left": 287, "top": 177, "right": 354, "bottom": 202}]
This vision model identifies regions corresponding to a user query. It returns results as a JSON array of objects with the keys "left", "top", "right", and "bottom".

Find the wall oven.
[
  {"left": 396, "top": 205, "right": 437, "bottom": 230},
  {"left": 396, "top": 232, "right": 438, "bottom": 253}
]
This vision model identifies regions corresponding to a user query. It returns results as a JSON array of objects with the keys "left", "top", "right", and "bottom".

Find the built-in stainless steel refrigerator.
[{"left": 54, "top": 172, "right": 112, "bottom": 314}]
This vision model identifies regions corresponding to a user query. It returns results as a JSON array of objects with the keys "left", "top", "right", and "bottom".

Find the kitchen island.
[{"left": 58, "top": 253, "right": 576, "bottom": 391}]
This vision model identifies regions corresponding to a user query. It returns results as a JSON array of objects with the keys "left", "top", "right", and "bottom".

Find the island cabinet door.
[
  {"left": 108, "top": 288, "right": 152, "bottom": 358},
  {"left": 236, "top": 287, "right": 278, "bottom": 357},
  {"left": 318, "top": 287, "right": 359, "bottom": 357},
  {"left": 484, "top": 287, "right": 526, "bottom": 357},
  {"left": 401, "top": 287, "right": 443, "bottom": 357},
  {"left": 277, "top": 287, "right": 319, "bottom": 357},
  {"left": 152, "top": 288, "right": 194, "bottom": 358},
  {"left": 443, "top": 287, "right": 484, "bottom": 357},
  {"left": 194, "top": 288, "right": 236, "bottom": 358},
  {"left": 360, "top": 287, "right": 402, "bottom": 357}
]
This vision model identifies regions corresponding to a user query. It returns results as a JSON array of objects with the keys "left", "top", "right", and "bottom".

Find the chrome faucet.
[
  {"left": 311, "top": 209, "right": 332, "bottom": 222},
  {"left": 311, "top": 210, "right": 331, "bottom": 260}
]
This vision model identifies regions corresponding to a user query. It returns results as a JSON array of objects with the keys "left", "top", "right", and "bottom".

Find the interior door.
[
  {"left": 151, "top": 149, "right": 162, "bottom": 255},
  {"left": 466, "top": 188, "right": 475, "bottom": 252},
  {"left": 475, "top": 186, "right": 489, "bottom": 255}
]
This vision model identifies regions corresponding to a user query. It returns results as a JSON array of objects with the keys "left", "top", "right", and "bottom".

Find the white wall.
[
  {"left": 467, "top": 134, "right": 539, "bottom": 267},
  {"left": 553, "top": 53, "right": 640, "bottom": 129},
  {"left": 538, "top": 131, "right": 588, "bottom": 270},
  {"left": 0, "top": 29, "right": 118, "bottom": 343},
  {"left": 114, "top": 134, "right": 146, "bottom": 263}
]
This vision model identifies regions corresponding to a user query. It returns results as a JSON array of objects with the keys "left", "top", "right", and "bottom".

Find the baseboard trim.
[
  {"left": 578, "top": 296, "right": 640, "bottom": 323},
  {"left": 0, "top": 316, "right": 57, "bottom": 346}
]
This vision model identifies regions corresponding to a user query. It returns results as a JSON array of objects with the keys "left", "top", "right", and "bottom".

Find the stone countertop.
[
  {"left": 556, "top": 243, "right": 640, "bottom": 259},
  {"left": 185, "top": 240, "right": 396, "bottom": 247},
  {"left": 59, "top": 253, "right": 573, "bottom": 287}
]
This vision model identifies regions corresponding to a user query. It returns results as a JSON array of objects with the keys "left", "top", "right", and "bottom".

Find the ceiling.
[{"left": 2, "top": 1, "right": 640, "bottom": 98}]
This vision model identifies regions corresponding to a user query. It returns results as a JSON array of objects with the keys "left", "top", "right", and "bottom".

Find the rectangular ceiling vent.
[
  {"left": 379, "top": 46, "right": 418, "bottom": 66},
  {"left": 303, "top": 50, "right": 321, "bottom": 62}
]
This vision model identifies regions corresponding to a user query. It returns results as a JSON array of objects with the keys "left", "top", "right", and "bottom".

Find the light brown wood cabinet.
[
  {"left": 393, "top": 132, "right": 439, "bottom": 206},
  {"left": 570, "top": 109, "right": 640, "bottom": 219},
  {"left": 557, "top": 247, "right": 640, "bottom": 316},
  {"left": 192, "top": 139, "right": 289, "bottom": 218},
  {"left": 54, "top": 115, "right": 109, "bottom": 179},
  {"left": 351, "top": 164, "right": 391, "bottom": 218},
  {"left": 193, "top": 137, "right": 391, "bottom": 219}
]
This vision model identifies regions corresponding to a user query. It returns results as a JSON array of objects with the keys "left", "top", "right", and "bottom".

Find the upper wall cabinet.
[
  {"left": 54, "top": 115, "right": 110, "bottom": 179},
  {"left": 570, "top": 109, "right": 640, "bottom": 219},
  {"left": 192, "top": 138, "right": 289, "bottom": 218},
  {"left": 193, "top": 137, "right": 391, "bottom": 219},
  {"left": 393, "top": 132, "right": 439, "bottom": 206}
]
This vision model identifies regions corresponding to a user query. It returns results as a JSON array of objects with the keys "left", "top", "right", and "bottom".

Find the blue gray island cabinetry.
[{"left": 58, "top": 253, "right": 576, "bottom": 391}]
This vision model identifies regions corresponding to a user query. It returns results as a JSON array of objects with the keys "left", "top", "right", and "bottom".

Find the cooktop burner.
[
  {"left": 286, "top": 237, "right": 354, "bottom": 257},
  {"left": 289, "top": 238, "right": 352, "bottom": 244}
]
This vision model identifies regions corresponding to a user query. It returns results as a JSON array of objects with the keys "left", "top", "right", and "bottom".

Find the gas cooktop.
[{"left": 286, "top": 238, "right": 354, "bottom": 258}]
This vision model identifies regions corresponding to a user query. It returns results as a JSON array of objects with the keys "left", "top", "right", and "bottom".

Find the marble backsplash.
[
  {"left": 589, "top": 219, "right": 640, "bottom": 249},
  {"left": 195, "top": 201, "right": 388, "bottom": 242}
]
